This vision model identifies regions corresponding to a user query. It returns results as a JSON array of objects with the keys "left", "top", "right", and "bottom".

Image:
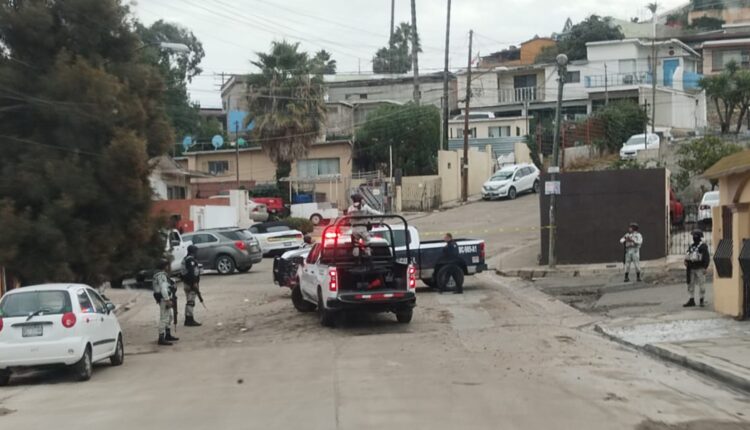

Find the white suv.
[
  {"left": 482, "top": 163, "right": 540, "bottom": 200},
  {"left": 0, "top": 284, "right": 124, "bottom": 385}
]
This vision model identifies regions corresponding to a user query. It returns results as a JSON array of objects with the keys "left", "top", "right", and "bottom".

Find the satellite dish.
[
  {"left": 182, "top": 136, "right": 193, "bottom": 150},
  {"left": 237, "top": 137, "right": 246, "bottom": 147},
  {"left": 211, "top": 135, "right": 224, "bottom": 149}
]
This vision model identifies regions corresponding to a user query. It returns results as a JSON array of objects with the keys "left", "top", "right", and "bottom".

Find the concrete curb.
[
  {"left": 496, "top": 267, "right": 693, "bottom": 281},
  {"left": 594, "top": 324, "right": 750, "bottom": 394}
]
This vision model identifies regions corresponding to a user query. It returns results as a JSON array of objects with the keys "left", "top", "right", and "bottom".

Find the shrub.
[
  {"left": 594, "top": 101, "right": 648, "bottom": 153},
  {"left": 281, "top": 217, "right": 314, "bottom": 234}
]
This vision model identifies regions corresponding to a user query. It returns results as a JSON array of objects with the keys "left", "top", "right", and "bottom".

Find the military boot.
[
  {"left": 683, "top": 298, "right": 696, "bottom": 308},
  {"left": 165, "top": 329, "right": 179, "bottom": 341},
  {"left": 158, "top": 334, "right": 172, "bottom": 346},
  {"left": 184, "top": 316, "right": 202, "bottom": 327},
  {"left": 636, "top": 272, "right": 642, "bottom": 282},
  {"left": 624, "top": 273, "right": 630, "bottom": 282}
]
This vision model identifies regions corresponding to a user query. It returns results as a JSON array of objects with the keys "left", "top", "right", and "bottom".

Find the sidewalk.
[
  {"left": 496, "top": 255, "right": 689, "bottom": 281},
  {"left": 595, "top": 313, "right": 750, "bottom": 393}
]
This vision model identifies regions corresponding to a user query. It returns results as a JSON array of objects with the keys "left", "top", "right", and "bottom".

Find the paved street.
[{"left": 2, "top": 201, "right": 749, "bottom": 429}]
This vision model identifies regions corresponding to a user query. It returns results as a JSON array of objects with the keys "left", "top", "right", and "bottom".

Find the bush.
[
  {"left": 676, "top": 136, "right": 743, "bottom": 189},
  {"left": 594, "top": 101, "right": 648, "bottom": 153},
  {"left": 281, "top": 217, "right": 314, "bottom": 234}
]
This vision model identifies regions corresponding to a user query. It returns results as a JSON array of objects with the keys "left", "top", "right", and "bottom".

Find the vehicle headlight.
[{"left": 498, "top": 185, "right": 507, "bottom": 191}]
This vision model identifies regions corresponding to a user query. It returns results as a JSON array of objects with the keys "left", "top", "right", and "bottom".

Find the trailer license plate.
[{"left": 22, "top": 324, "right": 43, "bottom": 337}]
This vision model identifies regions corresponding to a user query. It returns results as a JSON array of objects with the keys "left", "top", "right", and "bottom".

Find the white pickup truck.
[
  {"left": 292, "top": 215, "right": 417, "bottom": 326},
  {"left": 290, "top": 202, "right": 339, "bottom": 226}
]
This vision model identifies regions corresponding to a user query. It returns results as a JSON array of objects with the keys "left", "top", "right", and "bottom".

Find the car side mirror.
[{"left": 105, "top": 302, "right": 116, "bottom": 314}]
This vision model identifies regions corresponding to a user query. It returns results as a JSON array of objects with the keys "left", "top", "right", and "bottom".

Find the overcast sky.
[{"left": 134, "top": 0, "right": 687, "bottom": 108}]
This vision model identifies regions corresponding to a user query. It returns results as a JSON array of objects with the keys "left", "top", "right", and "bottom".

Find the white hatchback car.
[
  {"left": 698, "top": 190, "right": 720, "bottom": 230},
  {"left": 620, "top": 133, "right": 660, "bottom": 159},
  {"left": 0, "top": 284, "right": 124, "bottom": 385},
  {"left": 482, "top": 163, "right": 540, "bottom": 200}
]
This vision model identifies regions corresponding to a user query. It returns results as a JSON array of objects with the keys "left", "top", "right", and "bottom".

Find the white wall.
[
  {"left": 150, "top": 173, "right": 168, "bottom": 200},
  {"left": 447, "top": 117, "right": 529, "bottom": 139},
  {"left": 457, "top": 70, "right": 499, "bottom": 108}
]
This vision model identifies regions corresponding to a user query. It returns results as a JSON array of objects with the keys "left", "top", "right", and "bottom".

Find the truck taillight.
[
  {"left": 0, "top": 317, "right": 3, "bottom": 333},
  {"left": 235, "top": 240, "right": 246, "bottom": 250},
  {"left": 328, "top": 269, "right": 338, "bottom": 292},
  {"left": 61, "top": 312, "right": 76, "bottom": 328},
  {"left": 408, "top": 265, "right": 417, "bottom": 290},
  {"left": 480, "top": 242, "right": 485, "bottom": 260}
]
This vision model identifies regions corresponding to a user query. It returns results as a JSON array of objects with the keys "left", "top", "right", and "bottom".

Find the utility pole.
[
  {"left": 235, "top": 121, "right": 241, "bottom": 188},
  {"left": 440, "top": 97, "right": 445, "bottom": 151},
  {"left": 651, "top": 2, "right": 657, "bottom": 134},
  {"left": 643, "top": 100, "right": 649, "bottom": 149},
  {"left": 461, "top": 30, "right": 473, "bottom": 203},
  {"left": 548, "top": 53, "right": 568, "bottom": 269},
  {"left": 388, "top": 0, "right": 396, "bottom": 43},
  {"left": 442, "top": 0, "right": 452, "bottom": 150},
  {"left": 410, "top": 0, "right": 421, "bottom": 105},
  {"left": 604, "top": 63, "right": 609, "bottom": 106}
]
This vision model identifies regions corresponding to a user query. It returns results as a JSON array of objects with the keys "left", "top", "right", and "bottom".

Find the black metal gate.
[
  {"left": 738, "top": 240, "right": 750, "bottom": 320},
  {"left": 669, "top": 204, "right": 713, "bottom": 255}
]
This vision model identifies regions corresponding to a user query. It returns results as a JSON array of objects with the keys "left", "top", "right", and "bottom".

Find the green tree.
[
  {"left": 136, "top": 20, "right": 205, "bottom": 139},
  {"left": 372, "top": 22, "right": 421, "bottom": 74},
  {"left": 311, "top": 50, "right": 336, "bottom": 75},
  {"left": 0, "top": 0, "right": 173, "bottom": 285},
  {"left": 355, "top": 104, "right": 439, "bottom": 176},
  {"left": 537, "top": 15, "right": 624, "bottom": 62},
  {"left": 700, "top": 61, "right": 750, "bottom": 134},
  {"left": 245, "top": 41, "right": 327, "bottom": 176},
  {"left": 594, "top": 100, "right": 649, "bottom": 152},
  {"left": 676, "top": 136, "right": 742, "bottom": 189}
]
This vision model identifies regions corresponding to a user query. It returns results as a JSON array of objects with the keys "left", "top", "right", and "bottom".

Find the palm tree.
[
  {"left": 312, "top": 50, "right": 336, "bottom": 75},
  {"left": 245, "top": 41, "right": 327, "bottom": 168}
]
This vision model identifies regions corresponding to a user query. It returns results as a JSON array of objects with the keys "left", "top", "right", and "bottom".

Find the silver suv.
[{"left": 183, "top": 228, "right": 263, "bottom": 275}]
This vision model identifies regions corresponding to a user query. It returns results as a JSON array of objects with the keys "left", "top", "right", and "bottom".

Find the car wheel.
[
  {"left": 215, "top": 255, "right": 236, "bottom": 275},
  {"left": 532, "top": 180, "right": 540, "bottom": 194},
  {"left": 317, "top": 290, "right": 336, "bottom": 327},
  {"left": 396, "top": 308, "right": 413, "bottom": 324},
  {"left": 110, "top": 335, "right": 124, "bottom": 366},
  {"left": 436, "top": 265, "right": 465, "bottom": 292},
  {"left": 238, "top": 265, "right": 252, "bottom": 273},
  {"left": 507, "top": 187, "right": 517, "bottom": 200},
  {"left": 0, "top": 370, "right": 11, "bottom": 386},
  {"left": 292, "top": 285, "right": 316, "bottom": 312},
  {"left": 310, "top": 214, "right": 323, "bottom": 226},
  {"left": 73, "top": 346, "right": 93, "bottom": 381}
]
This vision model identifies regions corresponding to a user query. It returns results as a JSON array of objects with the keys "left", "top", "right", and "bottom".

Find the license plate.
[
  {"left": 284, "top": 242, "right": 292, "bottom": 247},
  {"left": 22, "top": 324, "right": 43, "bottom": 337}
]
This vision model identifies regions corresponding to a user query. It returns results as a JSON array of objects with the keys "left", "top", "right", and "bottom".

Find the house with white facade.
[{"left": 456, "top": 38, "right": 707, "bottom": 135}]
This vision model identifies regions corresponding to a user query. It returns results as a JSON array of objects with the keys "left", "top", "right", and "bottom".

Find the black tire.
[
  {"left": 532, "top": 180, "right": 540, "bottom": 194},
  {"left": 310, "top": 214, "right": 323, "bottom": 226},
  {"left": 292, "top": 285, "right": 316, "bottom": 312},
  {"left": 508, "top": 187, "right": 517, "bottom": 200},
  {"left": 238, "top": 265, "right": 252, "bottom": 273},
  {"left": 396, "top": 308, "right": 413, "bottom": 324},
  {"left": 215, "top": 255, "right": 236, "bottom": 275},
  {"left": 110, "top": 335, "right": 124, "bottom": 366},
  {"left": 317, "top": 290, "right": 336, "bottom": 327},
  {"left": 436, "top": 264, "right": 465, "bottom": 292},
  {"left": 73, "top": 346, "right": 93, "bottom": 381},
  {"left": 0, "top": 370, "right": 10, "bottom": 386}
]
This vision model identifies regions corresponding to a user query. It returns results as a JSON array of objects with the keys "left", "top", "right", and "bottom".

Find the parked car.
[
  {"left": 249, "top": 221, "right": 305, "bottom": 256},
  {"left": 481, "top": 163, "right": 540, "bottom": 200},
  {"left": 248, "top": 201, "right": 270, "bottom": 222},
  {"left": 182, "top": 228, "right": 263, "bottom": 275},
  {"left": 619, "top": 133, "right": 660, "bottom": 159},
  {"left": 0, "top": 284, "right": 124, "bottom": 385},
  {"left": 290, "top": 202, "right": 340, "bottom": 225},
  {"left": 698, "top": 190, "right": 720, "bottom": 230},
  {"left": 370, "top": 225, "right": 487, "bottom": 291},
  {"left": 121, "top": 228, "right": 190, "bottom": 288},
  {"left": 670, "top": 190, "right": 685, "bottom": 226},
  {"left": 294, "top": 215, "right": 416, "bottom": 326},
  {"left": 252, "top": 197, "right": 288, "bottom": 218}
]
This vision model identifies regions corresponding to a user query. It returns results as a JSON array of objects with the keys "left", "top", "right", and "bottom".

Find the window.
[
  {"left": 208, "top": 160, "right": 230, "bottom": 175},
  {"left": 220, "top": 230, "right": 252, "bottom": 241},
  {"left": 167, "top": 186, "right": 187, "bottom": 200},
  {"left": 297, "top": 158, "right": 340, "bottom": 178},
  {"left": 77, "top": 289, "right": 95, "bottom": 314},
  {"left": 186, "top": 233, "right": 217, "bottom": 245},
  {"left": 516, "top": 127, "right": 521, "bottom": 136},
  {"left": 619, "top": 59, "right": 636, "bottom": 74},
  {"left": 0, "top": 291, "right": 71, "bottom": 317},
  {"left": 345, "top": 93, "right": 368, "bottom": 100},
  {"left": 306, "top": 244, "right": 321, "bottom": 264},
  {"left": 87, "top": 289, "right": 107, "bottom": 313},
  {"left": 488, "top": 126, "right": 511, "bottom": 137},
  {"left": 712, "top": 49, "right": 749, "bottom": 71},
  {"left": 565, "top": 71, "right": 580, "bottom": 83},
  {"left": 456, "top": 128, "right": 477, "bottom": 138}
]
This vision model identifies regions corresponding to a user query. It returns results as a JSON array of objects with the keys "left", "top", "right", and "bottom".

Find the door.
[
  {"left": 87, "top": 288, "right": 118, "bottom": 358},
  {"left": 520, "top": 167, "right": 534, "bottom": 192},
  {"left": 301, "top": 244, "right": 321, "bottom": 300},
  {"left": 169, "top": 230, "right": 189, "bottom": 273},
  {"left": 190, "top": 233, "right": 219, "bottom": 266},
  {"left": 663, "top": 59, "right": 679, "bottom": 87},
  {"left": 513, "top": 169, "right": 526, "bottom": 191},
  {"left": 74, "top": 288, "right": 106, "bottom": 358}
]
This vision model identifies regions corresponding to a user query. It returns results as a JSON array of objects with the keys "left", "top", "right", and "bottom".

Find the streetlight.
[{"left": 548, "top": 53, "right": 568, "bottom": 269}]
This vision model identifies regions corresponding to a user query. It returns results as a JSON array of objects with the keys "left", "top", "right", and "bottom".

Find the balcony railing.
[
  {"left": 497, "top": 86, "right": 542, "bottom": 104},
  {"left": 584, "top": 72, "right": 651, "bottom": 88}
]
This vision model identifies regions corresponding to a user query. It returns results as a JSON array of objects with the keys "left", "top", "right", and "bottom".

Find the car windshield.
[
  {"left": 625, "top": 136, "right": 647, "bottom": 146},
  {"left": 490, "top": 171, "right": 513, "bottom": 181},
  {"left": 703, "top": 192, "right": 720, "bottom": 203},
  {"left": 0, "top": 290, "right": 72, "bottom": 317},
  {"left": 220, "top": 230, "right": 253, "bottom": 240}
]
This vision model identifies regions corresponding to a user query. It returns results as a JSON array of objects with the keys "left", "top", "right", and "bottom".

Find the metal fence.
[
  {"left": 401, "top": 178, "right": 441, "bottom": 212},
  {"left": 669, "top": 204, "right": 713, "bottom": 255}
]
